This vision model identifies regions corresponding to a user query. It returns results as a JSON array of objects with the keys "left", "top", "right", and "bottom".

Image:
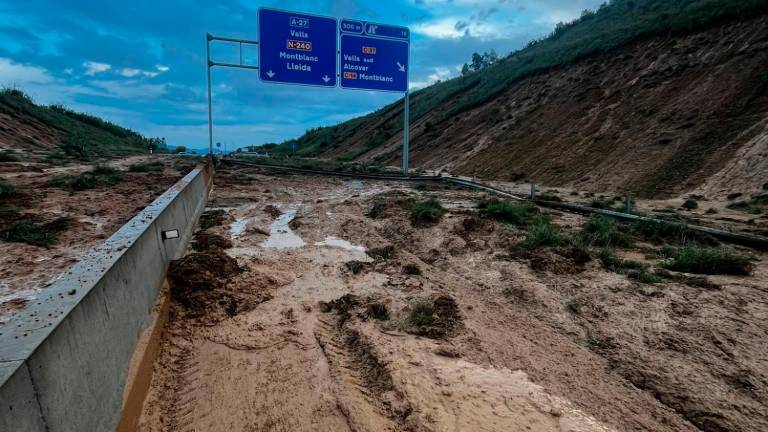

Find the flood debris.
[
  {"left": 403, "top": 295, "right": 462, "bottom": 339},
  {"left": 167, "top": 249, "right": 241, "bottom": 308},
  {"left": 192, "top": 231, "right": 233, "bottom": 252},
  {"left": 344, "top": 260, "right": 368, "bottom": 274},
  {"left": 264, "top": 204, "right": 282, "bottom": 219},
  {"left": 199, "top": 209, "right": 228, "bottom": 230},
  {"left": 367, "top": 244, "right": 395, "bottom": 260}
]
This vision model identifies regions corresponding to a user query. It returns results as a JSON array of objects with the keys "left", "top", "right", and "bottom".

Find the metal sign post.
[
  {"left": 205, "top": 8, "right": 411, "bottom": 175},
  {"left": 205, "top": 34, "right": 260, "bottom": 155}
]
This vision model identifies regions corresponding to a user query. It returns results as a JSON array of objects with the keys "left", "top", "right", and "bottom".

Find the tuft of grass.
[
  {"left": 0, "top": 179, "right": 16, "bottom": 198},
  {"left": 580, "top": 215, "right": 632, "bottom": 248},
  {"left": 478, "top": 198, "right": 538, "bottom": 226},
  {"left": 597, "top": 249, "right": 648, "bottom": 272},
  {"left": 597, "top": 249, "right": 662, "bottom": 284},
  {"left": 631, "top": 219, "right": 709, "bottom": 245},
  {"left": 661, "top": 247, "right": 753, "bottom": 276},
  {"left": 410, "top": 198, "right": 446, "bottom": 225},
  {"left": 409, "top": 301, "right": 437, "bottom": 326},
  {"left": 128, "top": 161, "right": 164, "bottom": 173},
  {"left": 626, "top": 269, "right": 664, "bottom": 284},
  {"left": 520, "top": 218, "right": 569, "bottom": 249},
  {"left": 1, "top": 218, "right": 69, "bottom": 247},
  {"left": 682, "top": 198, "right": 698, "bottom": 210},
  {"left": 48, "top": 166, "right": 123, "bottom": 191}
]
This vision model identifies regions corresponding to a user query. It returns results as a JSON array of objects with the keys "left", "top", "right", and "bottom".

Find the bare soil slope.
[{"left": 319, "top": 15, "right": 768, "bottom": 199}]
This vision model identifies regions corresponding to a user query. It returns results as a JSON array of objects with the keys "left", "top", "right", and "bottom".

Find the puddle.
[
  {"left": 229, "top": 217, "right": 249, "bottom": 239},
  {"left": 315, "top": 236, "right": 365, "bottom": 252},
  {"left": 261, "top": 206, "right": 306, "bottom": 249},
  {"left": 343, "top": 180, "right": 365, "bottom": 190}
]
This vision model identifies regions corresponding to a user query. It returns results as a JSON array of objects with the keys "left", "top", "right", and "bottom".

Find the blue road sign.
[
  {"left": 339, "top": 31, "right": 409, "bottom": 93},
  {"left": 258, "top": 8, "right": 337, "bottom": 87}
]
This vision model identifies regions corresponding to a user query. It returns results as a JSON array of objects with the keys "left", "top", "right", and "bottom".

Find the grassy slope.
[
  {"left": 256, "top": 0, "right": 768, "bottom": 159},
  {"left": 0, "top": 89, "right": 163, "bottom": 162}
]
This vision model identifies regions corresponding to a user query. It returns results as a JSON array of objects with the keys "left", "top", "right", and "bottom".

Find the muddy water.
[{"left": 261, "top": 206, "right": 306, "bottom": 249}]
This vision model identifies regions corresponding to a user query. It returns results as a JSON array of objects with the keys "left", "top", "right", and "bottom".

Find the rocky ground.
[
  {"left": 138, "top": 165, "right": 768, "bottom": 432},
  {"left": 0, "top": 156, "right": 196, "bottom": 322}
]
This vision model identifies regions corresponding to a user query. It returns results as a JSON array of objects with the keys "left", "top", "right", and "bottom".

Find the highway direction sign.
[
  {"left": 258, "top": 8, "right": 338, "bottom": 87},
  {"left": 340, "top": 20, "right": 409, "bottom": 92}
]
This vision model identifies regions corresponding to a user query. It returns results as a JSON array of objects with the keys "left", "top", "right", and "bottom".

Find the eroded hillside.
[{"left": 326, "top": 15, "right": 768, "bottom": 198}]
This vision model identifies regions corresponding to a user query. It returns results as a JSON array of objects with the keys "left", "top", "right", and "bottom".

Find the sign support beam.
[
  {"left": 403, "top": 91, "right": 409, "bottom": 176},
  {"left": 205, "top": 33, "right": 259, "bottom": 156}
]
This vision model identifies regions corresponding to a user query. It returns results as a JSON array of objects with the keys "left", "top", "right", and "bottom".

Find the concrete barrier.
[{"left": 0, "top": 162, "right": 213, "bottom": 431}]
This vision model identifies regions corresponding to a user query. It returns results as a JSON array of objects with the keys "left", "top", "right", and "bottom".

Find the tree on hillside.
[
  {"left": 174, "top": 145, "right": 186, "bottom": 154},
  {"left": 461, "top": 50, "right": 499, "bottom": 75}
]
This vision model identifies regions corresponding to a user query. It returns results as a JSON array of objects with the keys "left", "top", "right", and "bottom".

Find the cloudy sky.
[{"left": 0, "top": 0, "right": 603, "bottom": 151}]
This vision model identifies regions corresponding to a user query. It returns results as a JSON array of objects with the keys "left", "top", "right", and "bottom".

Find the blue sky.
[{"left": 0, "top": 0, "right": 603, "bottom": 151}]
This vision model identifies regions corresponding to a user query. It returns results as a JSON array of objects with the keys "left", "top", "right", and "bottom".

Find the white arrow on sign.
[
  {"left": 266, "top": 70, "right": 276, "bottom": 78},
  {"left": 322, "top": 75, "right": 331, "bottom": 83},
  {"left": 397, "top": 62, "right": 406, "bottom": 72}
]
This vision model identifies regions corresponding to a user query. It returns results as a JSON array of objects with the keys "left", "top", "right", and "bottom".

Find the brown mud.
[
  {"left": 0, "top": 156, "right": 190, "bottom": 322},
  {"left": 138, "top": 166, "right": 768, "bottom": 432}
]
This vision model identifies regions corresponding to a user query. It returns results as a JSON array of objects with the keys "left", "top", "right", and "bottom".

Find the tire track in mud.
[{"left": 314, "top": 310, "right": 417, "bottom": 432}]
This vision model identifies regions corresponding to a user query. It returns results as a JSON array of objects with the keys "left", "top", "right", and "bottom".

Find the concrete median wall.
[{"left": 0, "top": 162, "right": 213, "bottom": 432}]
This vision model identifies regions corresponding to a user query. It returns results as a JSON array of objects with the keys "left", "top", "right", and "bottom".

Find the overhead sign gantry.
[{"left": 206, "top": 7, "right": 412, "bottom": 174}]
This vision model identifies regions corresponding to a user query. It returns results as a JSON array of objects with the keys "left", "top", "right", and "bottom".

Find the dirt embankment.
[
  {"left": 322, "top": 14, "right": 768, "bottom": 199},
  {"left": 138, "top": 166, "right": 768, "bottom": 432},
  {"left": 0, "top": 156, "right": 196, "bottom": 322}
]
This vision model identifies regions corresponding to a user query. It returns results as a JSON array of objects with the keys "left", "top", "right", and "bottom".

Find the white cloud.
[
  {"left": 118, "top": 68, "right": 142, "bottom": 78},
  {"left": 413, "top": 17, "right": 505, "bottom": 40},
  {"left": 83, "top": 61, "right": 111, "bottom": 76},
  {"left": 0, "top": 58, "right": 53, "bottom": 86},
  {"left": 88, "top": 79, "right": 166, "bottom": 99},
  {"left": 409, "top": 65, "right": 458, "bottom": 90},
  {"left": 117, "top": 65, "right": 168, "bottom": 78}
]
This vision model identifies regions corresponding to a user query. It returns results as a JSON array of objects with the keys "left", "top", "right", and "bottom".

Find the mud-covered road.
[{"left": 138, "top": 165, "right": 768, "bottom": 432}]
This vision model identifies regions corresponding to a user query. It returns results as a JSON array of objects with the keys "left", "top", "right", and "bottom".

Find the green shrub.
[
  {"left": 128, "top": 161, "right": 164, "bottom": 173},
  {"left": 597, "top": 249, "right": 648, "bottom": 272},
  {"left": 478, "top": 199, "right": 537, "bottom": 226},
  {"left": 409, "top": 301, "right": 437, "bottom": 326},
  {"left": 0, "top": 151, "right": 20, "bottom": 162},
  {"left": 410, "top": 198, "right": 446, "bottom": 225},
  {"left": 520, "top": 218, "right": 569, "bottom": 249},
  {"left": 682, "top": 198, "right": 698, "bottom": 210},
  {"left": 0, "top": 179, "right": 16, "bottom": 198},
  {"left": 1, "top": 218, "right": 69, "bottom": 247},
  {"left": 626, "top": 269, "right": 663, "bottom": 284},
  {"left": 70, "top": 174, "right": 98, "bottom": 191},
  {"left": 580, "top": 215, "right": 632, "bottom": 247},
  {"left": 631, "top": 219, "right": 704, "bottom": 245},
  {"left": 662, "top": 247, "right": 753, "bottom": 275},
  {"left": 48, "top": 166, "right": 123, "bottom": 191}
]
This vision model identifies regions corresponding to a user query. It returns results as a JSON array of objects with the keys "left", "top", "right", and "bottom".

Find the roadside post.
[{"left": 205, "top": 9, "right": 411, "bottom": 175}]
